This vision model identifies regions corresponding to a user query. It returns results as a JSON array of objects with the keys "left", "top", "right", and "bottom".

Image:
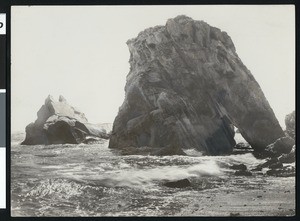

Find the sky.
[{"left": 11, "top": 5, "right": 295, "bottom": 132}]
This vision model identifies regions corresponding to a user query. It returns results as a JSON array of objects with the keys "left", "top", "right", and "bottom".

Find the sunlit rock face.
[
  {"left": 22, "top": 95, "right": 109, "bottom": 145},
  {"left": 109, "top": 15, "right": 284, "bottom": 155}
]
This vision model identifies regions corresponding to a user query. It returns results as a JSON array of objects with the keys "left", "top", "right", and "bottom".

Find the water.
[{"left": 11, "top": 132, "right": 295, "bottom": 216}]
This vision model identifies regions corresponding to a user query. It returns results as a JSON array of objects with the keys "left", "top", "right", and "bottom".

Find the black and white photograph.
[{"left": 10, "top": 5, "right": 295, "bottom": 216}]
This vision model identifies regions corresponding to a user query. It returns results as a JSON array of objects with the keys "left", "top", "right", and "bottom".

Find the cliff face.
[
  {"left": 22, "top": 95, "right": 109, "bottom": 145},
  {"left": 109, "top": 15, "right": 284, "bottom": 155}
]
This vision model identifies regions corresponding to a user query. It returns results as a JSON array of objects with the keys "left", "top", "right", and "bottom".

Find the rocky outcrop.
[
  {"left": 253, "top": 146, "right": 295, "bottom": 177},
  {"left": 285, "top": 111, "right": 295, "bottom": 139},
  {"left": 234, "top": 170, "right": 252, "bottom": 176},
  {"left": 255, "top": 111, "right": 296, "bottom": 159},
  {"left": 230, "top": 164, "right": 247, "bottom": 171},
  {"left": 230, "top": 164, "right": 252, "bottom": 176},
  {"left": 278, "top": 145, "right": 295, "bottom": 163},
  {"left": 163, "top": 178, "right": 191, "bottom": 188},
  {"left": 266, "top": 165, "right": 295, "bottom": 177},
  {"left": 109, "top": 15, "right": 284, "bottom": 155},
  {"left": 22, "top": 95, "right": 109, "bottom": 145},
  {"left": 265, "top": 136, "right": 294, "bottom": 157}
]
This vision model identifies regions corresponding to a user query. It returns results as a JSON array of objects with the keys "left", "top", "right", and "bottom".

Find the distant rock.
[
  {"left": 234, "top": 143, "right": 251, "bottom": 149},
  {"left": 95, "top": 123, "right": 113, "bottom": 135},
  {"left": 83, "top": 136, "right": 105, "bottom": 144},
  {"left": 109, "top": 15, "right": 284, "bottom": 155},
  {"left": 21, "top": 95, "right": 109, "bottom": 145},
  {"left": 285, "top": 111, "right": 295, "bottom": 139},
  {"left": 163, "top": 178, "right": 191, "bottom": 188}
]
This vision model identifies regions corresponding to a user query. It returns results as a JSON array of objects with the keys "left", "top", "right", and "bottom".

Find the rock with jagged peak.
[
  {"left": 109, "top": 15, "right": 284, "bottom": 155},
  {"left": 21, "top": 95, "right": 109, "bottom": 145}
]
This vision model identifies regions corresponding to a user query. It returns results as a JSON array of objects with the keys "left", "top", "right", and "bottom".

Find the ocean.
[{"left": 11, "top": 132, "right": 295, "bottom": 216}]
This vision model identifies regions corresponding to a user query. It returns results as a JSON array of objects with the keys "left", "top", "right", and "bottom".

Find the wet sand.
[{"left": 178, "top": 176, "right": 295, "bottom": 216}]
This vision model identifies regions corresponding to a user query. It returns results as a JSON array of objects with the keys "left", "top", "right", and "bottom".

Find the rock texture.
[
  {"left": 22, "top": 95, "right": 109, "bottom": 145},
  {"left": 163, "top": 178, "right": 191, "bottom": 188},
  {"left": 285, "top": 111, "right": 295, "bottom": 139},
  {"left": 265, "top": 136, "right": 294, "bottom": 157},
  {"left": 109, "top": 15, "right": 284, "bottom": 155}
]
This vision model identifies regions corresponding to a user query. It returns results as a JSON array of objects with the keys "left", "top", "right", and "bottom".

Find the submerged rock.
[
  {"left": 109, "top": 15, "right": 284, "bottom": 155},
  {"left": 230, "top": 164, "right": 247, "bottom": 171},
  {"left": 266, "top": 166, "right": 295, "bottom": 177},
  {"left": 163, "top": 178, "right": 191, "bottom": 188},
  {"left": 231, "top": 163, "right": 252, "bottom": 176},
  {"left": 22, "top": 95, "right": 109, "bottom": 145},
  {"left": 285, "top": 111, "right": 295, "bottom": 139},
  {"left": 234, "top": 170, "right": 252, "bottom": 176}
]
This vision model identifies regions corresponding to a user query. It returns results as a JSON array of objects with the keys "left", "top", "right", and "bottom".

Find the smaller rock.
[
  {"left": 234, "top": 170, "right": 252, "bottom": 176},
  {"left": 83, "top": 137, "right": 104, "bottom": 144},
  {"left": 232, "top": 142, "right": 253, "bottom": 155},
  {"left": 163, "top": 178, "right": 191, "bottom": 188},
  {"left": 253, "top": 157, "right": 286, "bottom": 171},
  {"left": 268, "top": 162, "right": 283, "bottom": 169},
  {"left": 266, "top": 136, "right": 295, "bottom": 157},
  {"left": 234, "top": 143, "right": 251, "bottom": 149},
  {"left": 230, "top": 164, "right": 247, "bottom": 171},
  {"left": 261, "top": 157, "right": 279, "bottom": 167},
  {"left": 253, "top": 157, "right": 276, "bottom": 170},
  {"left": 251, "top": 167, "right": 262, "bottom": 172},
  {"left": 278, "top": 145, "right": 295, "bottom": 164},
  {"left": 266, "top": 166, "right": 295, "bottom": 177}
]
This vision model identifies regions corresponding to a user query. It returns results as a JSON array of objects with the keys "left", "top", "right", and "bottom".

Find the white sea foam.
[{"left": 77, "top": 159, "right": 222, "bottom": 188}]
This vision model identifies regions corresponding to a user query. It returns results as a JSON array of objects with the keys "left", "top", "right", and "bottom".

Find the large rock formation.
[
  {"left": 22, "top": 95, "right": 109, "bottom": 145},
  {"left": 109, "top": 15, "right": 284, "bottom": 155}
]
